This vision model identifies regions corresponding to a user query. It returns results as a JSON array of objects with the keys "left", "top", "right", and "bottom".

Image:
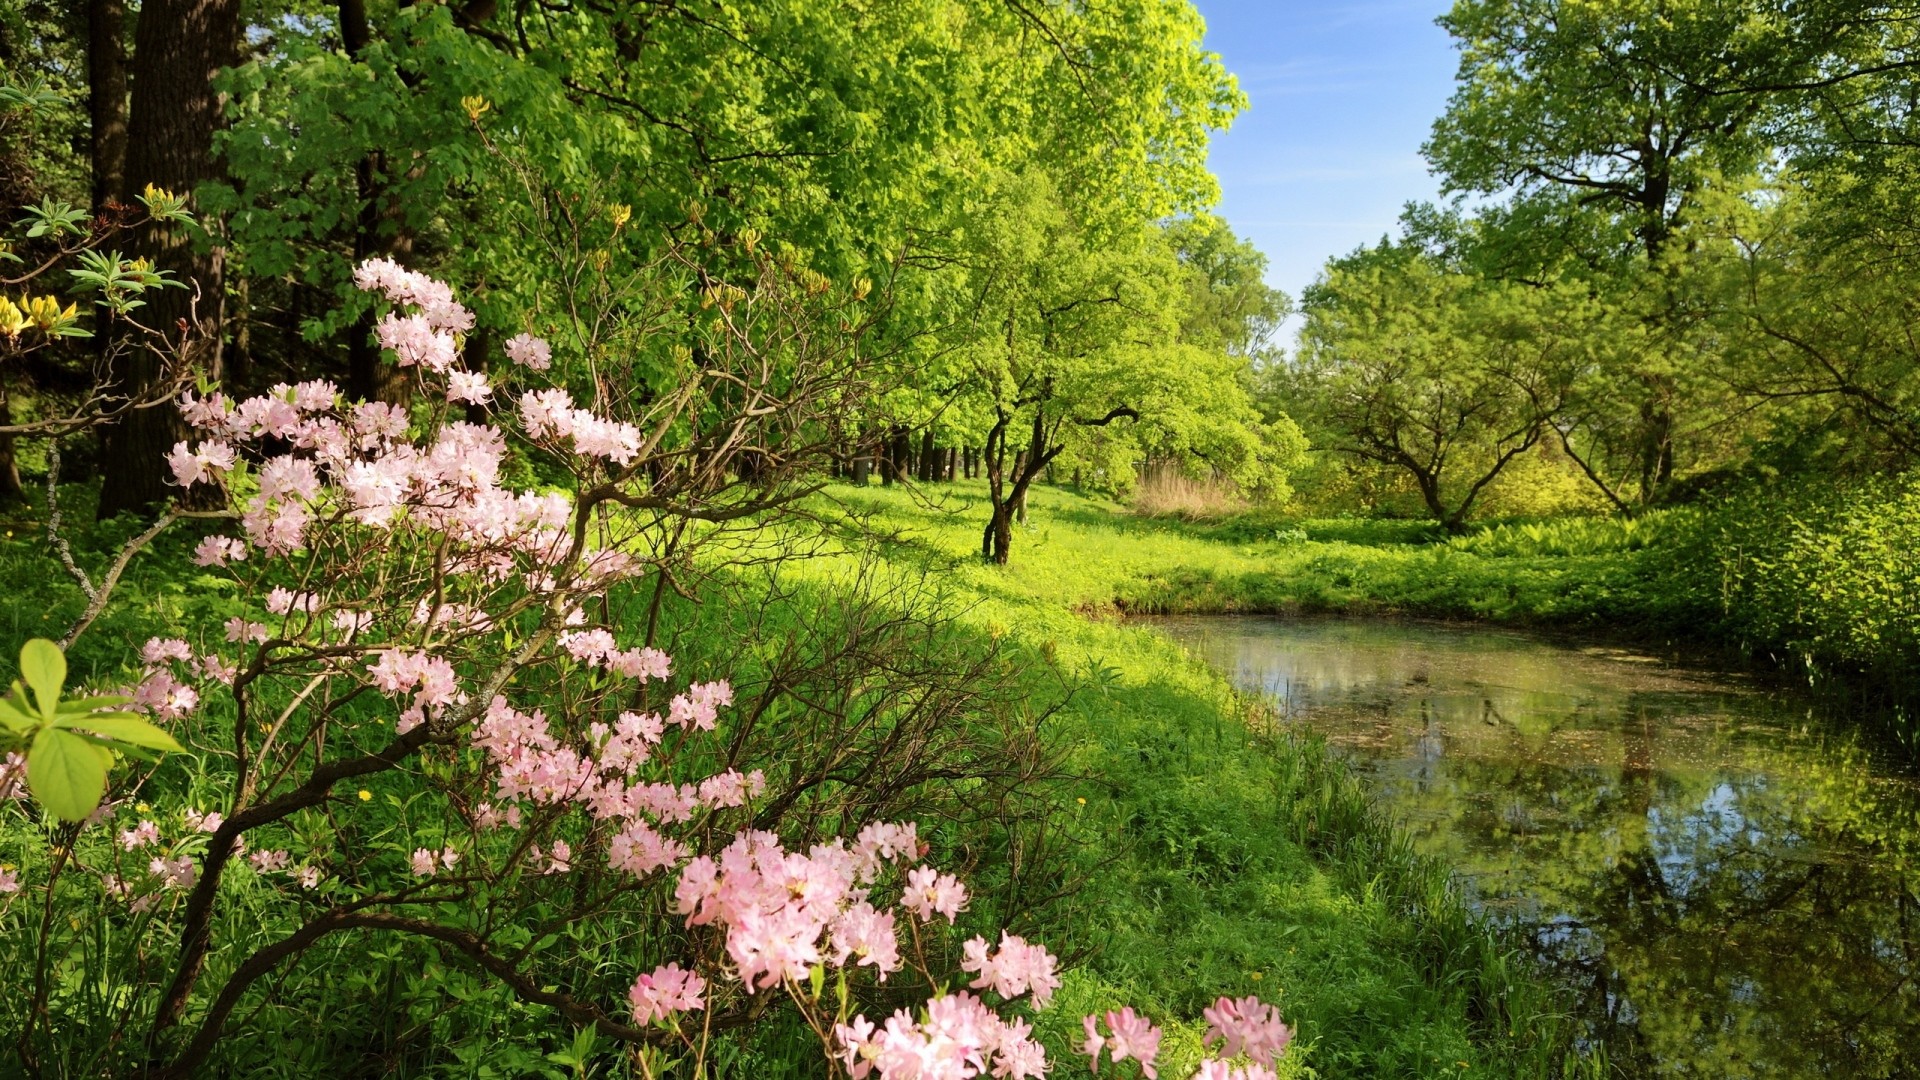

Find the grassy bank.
[{"left": 834, "top": 474, "right": 1920, "bottom": 727}]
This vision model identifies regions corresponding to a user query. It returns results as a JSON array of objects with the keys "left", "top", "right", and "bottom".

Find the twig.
[{"left": 44, "top": 443, "right": 97, "bottom": 602}]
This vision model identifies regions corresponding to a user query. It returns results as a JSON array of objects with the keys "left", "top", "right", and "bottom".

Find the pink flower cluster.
[
  {"left": 410, "top": 847, "right": 459, "bottom": 876},
  {"left": 505, "top": 332, "right": 552, "bottom": 370},
  {"left": 671, "top": 827, "right": 941, "bottom": 990},
  {"left": 1202, "top": 995, "right": 1293, "bottom": 1066},
  {"left": 834, "top": 993, "right": 1048, "bottom": 1080},
  {"left": 1083, "top": 1007, "right": 1164, "bottom": 1079},
  {"left": 356, "top": 256, "right": 475, "bottom": 377},
  {"left": 131, "top": 635, "right": 215, "bottom": 719},
  {"left": 560, "top": 629, "right": 672, "bottom": 681},
  {"left": 519, "top": 388, "right": 644, "bottom": 464},
  {"left": 627, "top": 962, "right": 706, "bottom": 1026},
  {"left": 961, "top": 931, "right": 1062, "bottom": 1006}
]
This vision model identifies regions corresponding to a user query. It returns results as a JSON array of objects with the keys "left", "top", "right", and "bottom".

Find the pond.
[{"left": 1150, "top": 615, "right": 1920, "bottom": 1079}]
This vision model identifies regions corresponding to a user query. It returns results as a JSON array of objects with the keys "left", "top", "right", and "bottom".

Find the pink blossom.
[
  {"left": 608, "top": 647, "right": 671, "bottom": 681},
  {"left": 119, "top": 820, "right": 160, "bottom": 850},
  {"left": 292, "top": 379, "right": 338, "bottom": 412},
  {"left": 829, "top": 901, "right": 902, "bottom": 979},
  {"left": 224, "top": 617, "right": 269, "bottom": 643},
  {"left": 141, "top": 637, "right": 193, "bottom": 665},
  {"left": 1083, "top": 1008, "right": 1162, "bottom": 1079},
  {"left": 667, "top": 681, "right": 733, "bottom": 731},
  {"left": 264, "top": 587, "right": 317, "bottom": 616},
  {"left": 296, "top": 866, "right": 322, "bottom": 889},
  {"left": 518, "top": 389, "right": 576, "bottom": 439},
  {"left": 901, "top": 866, "right": 968, "bottom": 923},
  {"left": 1201, "top": 996, "right": 1292, "bottom": 1066},
  {"left": 197, "top": 654, "right": 237, "bottom": 685},
  {"left": 608, "top": 820, "right": 687, "bottom": 878},
  {"left": 376, "top": 312, "right": 459, "bottom": 372},
  {"left": 0, "top": 867, "right": 18, "bottom": 894},
  {"left": 166, "top": 440, "right": 236, "bottom": 487},
  {"left": 193, "top": 535, "right": 247, "bottom": 567},
  {"left": 447, "top": 370, "right": 492, "bottom": 405},
  {"left": 505, "top": 333, "right": 552, "bottom": 370},
  {"left": 178, "top": 390, "right": 233, "bottom": 430},
  {"left": 248, "top": 849, "right": 290, "bottom": 873},
  {"left": 234, "top": 394, "right": 303, "bottom": 439},
  {"left": 628, "top": 962, "right": 706, "bottom": 1025},
  {"left": 257, "top": 455, "right": 321, "bottom": 502},
  {"left": 560, "top": 629, "right": 618, "bottom": 664},
  {"left": 132, "top": 669, "right": 198, "bottom": 719},
  {"left": 184, "top": 809, "right": 224, "bottom": 833},
  {"left": 697, "top": 769, "right": 762, "bottom": 809},
  {"left": 962, "top": 933, "right": 1061, "bottom": 1007},
  {"left": 150, "top": 855, "right": 197, "bottom": 890}
]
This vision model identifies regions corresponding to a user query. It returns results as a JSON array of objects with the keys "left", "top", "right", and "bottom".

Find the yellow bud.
[
  {"left": 0, "top": 297, "right": 25, "bottom": 338},
  {"left": 608, "top": 203, "right": 632, "bottom": 230},
  {"left": 25, "top": 295, "right": 61, "bottom": 331},
  {"left": 462, "top": 96, "right": 491, "bottom": 122},
  {"left": 357, "top": 789, "right": 372, "bottom": 801}
]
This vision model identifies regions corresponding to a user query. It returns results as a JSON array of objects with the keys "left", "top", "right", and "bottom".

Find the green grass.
[{"left": 818, "top": 479, "right": 1680, "bottom": 628}]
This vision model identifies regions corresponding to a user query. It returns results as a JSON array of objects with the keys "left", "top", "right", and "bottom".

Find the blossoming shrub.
[{"left": 0, "top": 260, "right": 1298, "bottom": 1078}]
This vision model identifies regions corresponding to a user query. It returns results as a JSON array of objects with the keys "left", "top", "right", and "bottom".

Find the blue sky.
[{"left": 1190, "top": 1, "right": 1460, "bottom": 313}]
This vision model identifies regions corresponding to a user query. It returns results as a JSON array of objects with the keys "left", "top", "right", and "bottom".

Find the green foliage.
[{"left": 0, "top": 637, "right": 181, "bottom": 821}]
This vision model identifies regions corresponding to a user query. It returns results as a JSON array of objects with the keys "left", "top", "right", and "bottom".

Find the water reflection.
[{"left": 1152, "top": 615, "right": 1920, "bottom": 1079}]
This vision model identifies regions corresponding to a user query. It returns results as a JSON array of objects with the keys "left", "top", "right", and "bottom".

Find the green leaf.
[
  {"left": 56, "top": 694, "right": 133, "bottom": 713},
  {"left": 54, "top": 713, "right": 183, "bottom": 752},
  {"left": 0, "top": 696, "right": 34, "bottom": 732},
  {"left": 19, "top": 639, "right": 65, "bottom": 719},
  {"left": 28, "top": 727, "right": 109, "bottom": 822}
]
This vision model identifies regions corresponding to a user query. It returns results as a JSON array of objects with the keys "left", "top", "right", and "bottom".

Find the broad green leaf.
[
  {"left": 57, "top": 694, "right": 133, "bottom": 713},
  {"left": 19, "top": 639, "right": 65, "bottom": 719},
  {"left": 55, "top": 713, "right": 183, "bottom": 752},
  {"left": 28, "top": 727, "right": 109, "bottom": 822}
]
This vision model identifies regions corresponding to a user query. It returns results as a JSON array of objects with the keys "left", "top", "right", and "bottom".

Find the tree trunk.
[
  {"left": 88, "top": 0, "right": 129, "bottom": 211},
  {"left": 341, "top": 0, "right": 414, "bottom": 405},
  {"left": 917, "top": 428, "right": 937, "bottom": 482},
  {"left": 97, "top": 0, "right": 243, "bottom": 519},
  {"left": 0, "top": 396, "right": 25, "bottom": 504}
]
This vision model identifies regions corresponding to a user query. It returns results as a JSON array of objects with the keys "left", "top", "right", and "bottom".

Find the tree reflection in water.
[{"left": 1156, "top": 615, "right": 1920, "bottom": 1079}]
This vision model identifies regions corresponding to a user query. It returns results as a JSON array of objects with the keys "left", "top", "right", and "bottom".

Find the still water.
[{"left": 1151, "top": 615, "right": 1920, "bottom": 1079}]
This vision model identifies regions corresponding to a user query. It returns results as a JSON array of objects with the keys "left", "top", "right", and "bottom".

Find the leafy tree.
[
  {"left": 1296, "top": 245, "right": 1583, "bottom": 530},
  {"left": 1422, "top": 0, "right": 1895, "bottom": 504}
]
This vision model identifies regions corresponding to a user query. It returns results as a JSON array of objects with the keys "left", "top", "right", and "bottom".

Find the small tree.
[{"left": 1296, "top": 247, "right": 1582, "bottom": 530}]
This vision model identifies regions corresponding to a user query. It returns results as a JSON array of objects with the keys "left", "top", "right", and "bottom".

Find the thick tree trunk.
[
  {"left": 97, "top": 0, "right": 242, "bottom": 518},
  {"left": 88, "top": 0, "right": 129, "bottom": 211},
  {"left": 917, "top": 428, "right": 937, "bottom": 482}
]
